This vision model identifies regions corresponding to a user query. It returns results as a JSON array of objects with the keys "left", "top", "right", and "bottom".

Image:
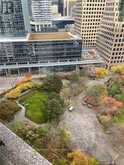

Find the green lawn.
[{"left": 20, "top": 90, "right": 48, "bottom": 124}]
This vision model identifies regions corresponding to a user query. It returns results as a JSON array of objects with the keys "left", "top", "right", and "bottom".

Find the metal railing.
[{"left": 0, "top": 59, "right": 104, "bottom": 70}]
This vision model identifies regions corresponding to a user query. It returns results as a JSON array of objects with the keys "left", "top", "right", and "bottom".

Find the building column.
[
  {"left": 28, "top": 67, "right": 31, "bottom": 73},
  {"left": 17, "top": 69, "right": 20, "bottom": 76},
  {"left": 5, "top": 69, "right": 8, "bottom": 77},
  {"left": 76, "top": 65, "right": 79, "bottom": 73}
]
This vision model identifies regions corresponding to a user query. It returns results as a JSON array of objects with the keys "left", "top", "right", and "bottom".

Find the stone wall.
[{"left": 0, "top": 122, "right": 52, "bottom": 165}]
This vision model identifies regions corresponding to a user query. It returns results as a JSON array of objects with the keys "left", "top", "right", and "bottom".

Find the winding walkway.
[{"left": 7, "top": 102, "right": 37, "bottom": 127}]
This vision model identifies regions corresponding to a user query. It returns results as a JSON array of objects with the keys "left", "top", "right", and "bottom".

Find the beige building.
[
  {"left": 74, "top": 0, "right": 106, "bottom": 48},
  {"left": 96, "top": 0, "right": 124, "bottom": 67}
]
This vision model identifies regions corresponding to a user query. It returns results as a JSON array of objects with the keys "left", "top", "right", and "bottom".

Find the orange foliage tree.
[{"left": 103, "top": 96, "right": 123, "bottom": 115}]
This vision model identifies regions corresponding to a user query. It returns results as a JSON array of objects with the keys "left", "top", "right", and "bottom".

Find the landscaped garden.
[{"left": 1, "top": 65, "right": 124, "bottom": 164}]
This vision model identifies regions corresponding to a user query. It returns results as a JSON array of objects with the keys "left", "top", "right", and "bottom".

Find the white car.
[{"left": 68, "top": 106, "right": 74, "bottom": 112}]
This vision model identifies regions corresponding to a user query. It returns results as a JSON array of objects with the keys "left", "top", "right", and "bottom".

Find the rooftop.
[{"left": 28, "top": 32, "right": 81, "bottom": 41}]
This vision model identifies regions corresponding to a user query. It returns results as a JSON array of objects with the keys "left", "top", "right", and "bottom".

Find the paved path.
[
  {"left": 7, "top": 102, "right": 38, "bottom": 128},
  {"left": 59, "top": 93, "right": 117, "bottom": 164},
  {"left": 0, "top": 77, "right": 20, "bottom": 94}
]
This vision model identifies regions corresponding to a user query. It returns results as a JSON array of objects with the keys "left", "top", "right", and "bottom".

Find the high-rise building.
[
  {"left": 74, "top": 0, "right": 106, "bottom": 48},
  {"left": 96, "top": 0, "right": 124, "bottom": 67},
  {"left": 32, "top": 0, "right": 52, "bottom": 22},
  {"left": 58, "top": 0, "right": 64, "bottom": 16},
  {"left": 65, "top": 0, "right": 76, "bottom": 17},
  {"left": 31, "top": 0, "right": 53, "bottom": 32},
  {"left": 0, "top": 0, "right": 30, "bottom": 37}
]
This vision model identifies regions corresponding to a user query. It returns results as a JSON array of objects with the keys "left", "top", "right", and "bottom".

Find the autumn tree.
[
  {"left": 42, "top": 75, "right": 63, "bottom": 93},
  {"left": 85, "top": 84, "right": 108, "bottom": 106},
  {"left": 68, "top": 150, "right": 99, "bottom": 165}
]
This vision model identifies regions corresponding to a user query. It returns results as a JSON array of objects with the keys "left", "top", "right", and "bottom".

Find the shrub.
[
  {"left": 111, "top": 64, "right": 124, "bottom": 75},
  {"left": 6, "top": 82, "right": 35, "bottom": 99},
  {"left": 0, "top": 99, "right": 20, "bottom": 121},
  {"left": 68, "top": 150, "right": 89, "bottom": 165},
  {"left": 98, "top": 115, "right": 112, "bottom": 127},
  {"left": 67, "top": 72, "right": 80, "bottom": 82},
  {"left": 42, "top": 75, "right": 63, "bottom": 93},
  {"left": 108, "top": 81, "right": 121, "bottom": 96},
  {"left": 95, "top": 68, "right": 108, "bottom": 78},
  {"left": 53, "top": 159, "right": 68, "bottom": 165},
  {"left": 85, "top": 84, "right": 108, "bottom": 106},
  {"left": 11, "top": 123, "right": 70, "bottom": 163},
  {"left": 113, "top": 107, "right": 124, "bottom": 123},
  {"left": 68, "top": 150, "right": 99, "bottom": 165}
]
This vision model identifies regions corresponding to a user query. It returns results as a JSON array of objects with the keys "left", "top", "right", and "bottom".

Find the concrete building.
[
  {"left": 30, "top": 0, "right": 54, "bottom": 32},
  {"left": 53, "top": 16, "right": 74, "bottom": 31},
  {"left": 65, "top": 0, "right": 76, "bottom": 17},
  {"left": 96, "top": 0, "right": 124, "bottom": 67},
  {"left": 74, "top": 0, "right": 106, "bottom": 48},
  {"left": 0, "top": 0, "right": 30, "bottom": 37}
]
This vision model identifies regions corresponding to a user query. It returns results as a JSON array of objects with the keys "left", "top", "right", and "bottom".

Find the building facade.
[
  {"left": 0, "top": 32, "right": 82, "bottom": 65},
  {"left": 0, "top": 32, "right": 82, "bottom": 74},
  {"left": 0, "top": 0, "right": 82, "bottom": 75},
  {"left": 58, "top": 0, "right": 64, "bottom": 16},
  {"left": 96, "top": 0, "right": 124, "bottom": 67},
  {"left": 74, "top": 0, "right": 106, "bottom": 48},
  {"left": 0, "top": 0, "right": 30, "bottom": 37},
  {"left": 31, "top": 0, "right": 54, "bottom": 32}
]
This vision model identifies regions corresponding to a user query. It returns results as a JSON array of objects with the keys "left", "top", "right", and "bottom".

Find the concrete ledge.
[{"left": 0, "top": 123, "right": 52, "bottom": 165}]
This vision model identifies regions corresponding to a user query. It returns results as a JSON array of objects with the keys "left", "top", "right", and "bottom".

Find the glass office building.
[
  {"left": 0, "top": 0, "right": 30, "bottom": 37},
  {"left": 0, "top": 32, "right": 82, "bottom": 65},
  {"left": 0, "top": 1, "right": 82, "bottom": 75}
]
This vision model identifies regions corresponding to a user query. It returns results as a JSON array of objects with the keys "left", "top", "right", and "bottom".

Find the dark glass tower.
[
  {"left": 0, "top": 0, "right": 30, "bottom": 37},
  {"left": 58, "top": 0, "right": 64, "bottom": 16}
]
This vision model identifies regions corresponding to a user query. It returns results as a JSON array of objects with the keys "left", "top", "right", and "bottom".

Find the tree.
[
  {"left": 85, "top": 84, "right": 108, "bottom": 106},
  {"left": 95, "top": 68, "right": 108, "bottom": 78},
  {"left": 45, "top": 98, "right": 64, "bottom": 122},
  {"left": 111, "top": 64, "right": 124, "bottom": 75},
  {"left": 108, "top": 81, "right": 121, "bottom": 96},
  {"left": 68, "top": 150, "right": 99, "bottom": 165},
  {"left": 42, "top": 75, "right": 63, "bottom": 93},
  {"left": 0, "top": 99, "right": 20, "bottom": 121},
  {"left": 48, "top": 92, "right": 65, "bottom": 108},
  {"left": 68, "top": 150, "right": 89, "bottom": 165}
]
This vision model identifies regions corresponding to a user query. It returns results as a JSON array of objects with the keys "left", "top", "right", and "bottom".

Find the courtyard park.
[{"left": 1, "top": 65, "right": 124, "bottom": 164}]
